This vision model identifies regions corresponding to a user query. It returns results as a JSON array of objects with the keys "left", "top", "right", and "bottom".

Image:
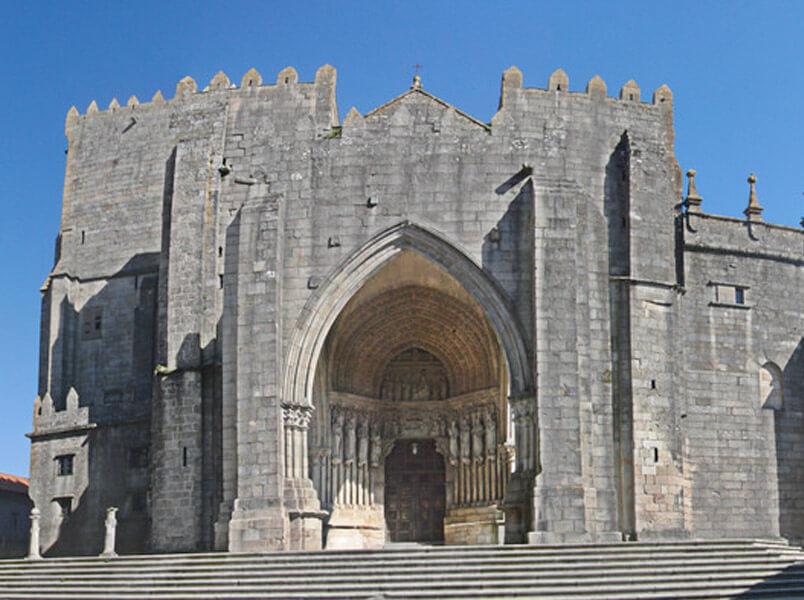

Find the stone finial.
[
  {"left": 66, "top": 386, "right": 79, "bottom": 412},
  {"left": 241, "top": 68, "right": 262, "bottom": 88},
  {"left": 684, "top": 169, "right": 703, "bottom": 212},
  {"left": 315, "top": 64, "right": 336, "bottom": 85},
  {"left": 174, "top": 76, "right": 197, "bottom": 98},
  {"left": 502, "top": 66, "right": 522, "bottom": 89},
  {"left": 41, "top": 392, "right": 54, "bottom": 418},
  {"left": 744, "top": 173, "right": 764, "bottom": 221},
  {"left": 653, "top": 84, "right": 673, "bottom": 105},
  {"left": 411, "top": 75, "right": 422, "bottom": 89},
  {"left": 108, "top": 98, "right": 120, "bottom": 110},
  {"left": 27, "top": 508, "right": 41, "bottom": 560},
  {"left": 586, "top": 75, "right": 607, "bottom": 99},
  {"left": 65, "top": 106, "right": 79, "bottom": 135},
  {"left": 151, "top": 90, "right": 165, "bottom": 104},
  {"left": 343, "top": 106, "right": 362, "bottom": 127},
  {"left": 87, "top": 100, "right": 99, "bottom": 114},
  {"left": 619, "top": 80, "right": 640, "bottom": 102},
  {"left": 277, "top": 66, "right": 298, "bottom": 86},
  {"left": 209, "top": 71, "right": 230, "bottom": 90},
  {"left": 498, "top": 66, "right": 522, "bottom": 109},
  {"left": 126, "top": 95, "right": 139, "bottom": 107},
  {"left": 548, "top": 68, "right": 569, "bottom": 92}
]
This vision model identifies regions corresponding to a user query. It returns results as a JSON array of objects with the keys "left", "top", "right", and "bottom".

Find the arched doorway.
[{"left": 307, "top": 250, "right": 516, "bottom": 548}]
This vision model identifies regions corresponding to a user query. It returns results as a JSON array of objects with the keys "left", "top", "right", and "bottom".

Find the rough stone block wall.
[
  {"left": 32, "top": 63, "right": 803, "bottom": 555},
  {"left": 681, "top": 213, "right": 803, "bottom": 539}
]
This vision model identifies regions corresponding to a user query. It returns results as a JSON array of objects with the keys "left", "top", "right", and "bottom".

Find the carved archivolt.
[{"left": 328, "top": 286, "right": 500, "bottom": 398}]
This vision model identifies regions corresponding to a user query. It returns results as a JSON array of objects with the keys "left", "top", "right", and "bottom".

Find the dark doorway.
[{"left": 384, "top": 439, "right": 445, "bottom": 543}]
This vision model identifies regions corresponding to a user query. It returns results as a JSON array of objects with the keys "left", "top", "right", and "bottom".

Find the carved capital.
[
  {"left": 282, "top": 404, "right": 313, "bottom": 428},
  {"left": 510, "top": 395, "right": 536, "bottom": 422}
]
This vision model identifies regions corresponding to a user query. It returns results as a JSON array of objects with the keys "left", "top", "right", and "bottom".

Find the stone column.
[
  {"left": 282, "top": 404, "right": 325, "bottom": 550},
  {"left": 27, "top": 508, "right": 41, "bottom": 560},
  {"left": 502, "top": 394, "right": 537, "bottom": 543}
]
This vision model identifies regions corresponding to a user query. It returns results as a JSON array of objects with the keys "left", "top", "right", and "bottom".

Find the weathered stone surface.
[{"left": 29, "top": 64, "right": 803, "bottom": 556}]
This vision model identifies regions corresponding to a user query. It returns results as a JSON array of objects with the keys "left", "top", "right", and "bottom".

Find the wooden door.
[{"left": 384, "top": 439, "right": 445, "bottom": 543}]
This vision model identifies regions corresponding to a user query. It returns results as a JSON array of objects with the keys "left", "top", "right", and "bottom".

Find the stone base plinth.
[
  {"left": 444, "top": 505, "right": 504, "bottom": 545},
  {"left": 228, "top": 500, "right": 286, "bottom": 553},
  {"left": 284, "top": 478, "right": 327, "bottom": 550},
  {"left": 528, "top": 530, "right": 623, "bottom": 544},
  {"left": 501, "top": 472, "right": 533, "bottom": 544},
  {"left": 325, "top": 505, "right": 385, "bottom": 549}
]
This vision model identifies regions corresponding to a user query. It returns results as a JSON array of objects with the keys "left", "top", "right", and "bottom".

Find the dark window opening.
[
  {"left": 128, "top": 446, "right": 150, "bottom": 469},
  {"left": 129, "top": 491, "right": 148, "bottom": 513},
  {"left": 55, "top": 497, "right": 72, "bottom": 518},
  {"left": 650, "top": 379, "right": 656, "bottom": 390},
  {"left": 81, "top": 307, "right": 103, "bottom": 340},
  {"left": 653, "top": 447, "right": 659, "bottom": 463},
  {"left": 182, "top": 446, "right": 188, "bottom": 467},
  {"left": 56, "top": 454, "right": 74, "bottom": 476},
  {"left": 735, "top": 288, "right": 745, "bottom": 304}
]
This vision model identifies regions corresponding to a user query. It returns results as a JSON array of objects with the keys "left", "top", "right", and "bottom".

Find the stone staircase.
[{"left": 1, "top": 540, "right": 804, "bottom": 599}]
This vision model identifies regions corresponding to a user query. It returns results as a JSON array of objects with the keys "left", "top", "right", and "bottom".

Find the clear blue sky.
[{"left": 1, "top": 1, "right": 802, "bottom": 477}]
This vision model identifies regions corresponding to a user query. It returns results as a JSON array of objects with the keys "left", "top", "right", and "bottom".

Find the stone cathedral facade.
[{"left": 28, "top": 65, "right": 803, "bottom": 556}]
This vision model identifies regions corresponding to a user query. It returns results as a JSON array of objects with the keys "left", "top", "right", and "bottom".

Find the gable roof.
[
  {"left": 0, "top": 473, "right": 29, "bottom": 494},
  {"left": 364, "top": 87, "right": 491, "bottom": 131}
]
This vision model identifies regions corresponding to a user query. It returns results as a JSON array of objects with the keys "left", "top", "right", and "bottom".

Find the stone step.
[
  {"left": 2, "top": 556, "right": 801, "bottom": 581},
  {"left": 0, "top": 538, "right": 793, "bottom": 564},
  {"left": 1, "top": 544, "right": 798, "bottom": 570},
  {"left": 2, "top": 568, "right": 800, "bottom": 591},
  {"left": 0, "top": 540, "right": 801, "bottom": 600},
  {"left": 3, "top": 579, "right": 804, "bottom": 600}
]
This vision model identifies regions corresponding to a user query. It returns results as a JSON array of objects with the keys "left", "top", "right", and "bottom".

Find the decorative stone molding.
[{"left": 282, "top": 404, "right": 313, "bottom": 429}]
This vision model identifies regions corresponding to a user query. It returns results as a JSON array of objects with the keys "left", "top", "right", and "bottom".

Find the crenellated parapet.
[
  {"left": 64, "top": 64, "right": 339, "bottom": 137},
  {"left": 32, "top": 387, "right": 92, "bottom": 436},
  {"left": 497, "top": 65, "right": 672, "bottom": 109}
]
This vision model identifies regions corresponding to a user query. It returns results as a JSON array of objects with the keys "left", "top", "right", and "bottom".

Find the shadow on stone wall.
[
  {"left": 775, "top": 338, "right": 804, "bottom": 542},
  {"left": 38, "top": 253, "right": 159, "bottom": 556}
]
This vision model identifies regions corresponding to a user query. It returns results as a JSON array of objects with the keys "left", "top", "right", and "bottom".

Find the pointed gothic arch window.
[{"left": 760, "top": 362, "right": 784, "bottom": 410}]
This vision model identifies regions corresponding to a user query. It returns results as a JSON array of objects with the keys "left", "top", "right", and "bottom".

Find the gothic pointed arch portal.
[{"left": 285, "top": 223, "right": 533, "bottom": 549}]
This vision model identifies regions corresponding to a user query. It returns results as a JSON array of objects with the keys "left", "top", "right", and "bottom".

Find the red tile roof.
[{"left": 0, "top": 473, "right": 29, "bottom": 494}]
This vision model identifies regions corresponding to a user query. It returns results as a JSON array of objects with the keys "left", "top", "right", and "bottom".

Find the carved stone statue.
[
  {"left": 100, "top": 506, "right": 118, "bottom": 557},
  {"left": 460, "top": 416, "right": 471, "bottom": 464},
  {"left": 370, "top": 426, "right": 382, "bottom": 468},
  {"left": 485, "top": 408, "right": 497, "bottom": 457},
  {"left": 344, "top": 415, "right": 356, "bottom": 464},
  {"left": 411, "top": 370, "right": 430, "bottom": 401},
  {"left": 447, "top": 420, "right": 459, "bottom": 465},
  {"left": 357, "top": 418, "right": 368, "bottom": 466},
  {"left": 472, "top": 412, "right": 484, "bottom": 462},
  {"left": 331, "top": 413, "right": 343, "bottom": 465}
]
